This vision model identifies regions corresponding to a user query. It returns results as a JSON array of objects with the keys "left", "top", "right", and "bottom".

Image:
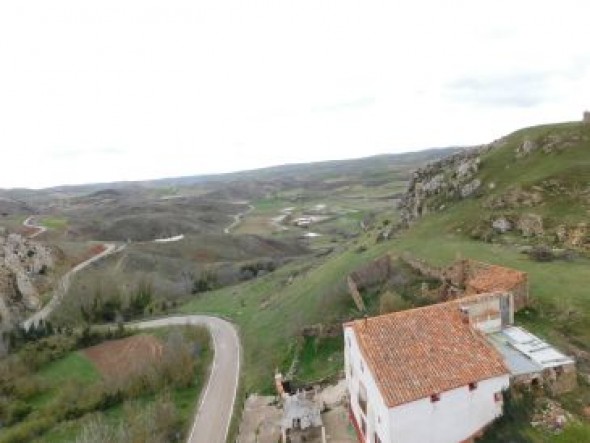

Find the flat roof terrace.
[{"left": 487, "top": 326, "right": 575, "bottom": 377}]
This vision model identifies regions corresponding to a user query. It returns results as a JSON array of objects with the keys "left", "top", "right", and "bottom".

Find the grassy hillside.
[
  {"left": 392, "top": 121, "right": 590, "bottom": 441},
  {"left": 406, "top": 122, "right": 590, "bottom": 246},
  {"left": 179, "top": 121, "right": 590, "bottom": 442}
]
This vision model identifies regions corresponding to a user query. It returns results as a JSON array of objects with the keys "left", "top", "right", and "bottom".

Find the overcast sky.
[{"left": 1, "top": 1, "right": 589, "bottom": 188}]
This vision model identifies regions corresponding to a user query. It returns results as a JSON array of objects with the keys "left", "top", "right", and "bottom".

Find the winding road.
[
  {"left": 224, "top": 204, "right": 254, "bottom": 234},
  {"left": 132, "top": 316, "right": 240, "bottom": 443},
  {"left": 20, "top": 217, "right": 242, "bottom": 443},
  {"left": 23, "top": 216, "right": 47, "bottom": 238}
]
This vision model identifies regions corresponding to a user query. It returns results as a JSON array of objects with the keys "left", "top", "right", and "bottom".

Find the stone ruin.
[{"left": 584, "top": 110, "right": 590, "bottom": 124}]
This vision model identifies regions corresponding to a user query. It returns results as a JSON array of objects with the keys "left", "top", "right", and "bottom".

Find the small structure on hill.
[
  {"left": 275, "top": 373, "right": 326, "bottom": 443},
  {"left": 343, "top": 288, "right": 576, "bottom": 443},
  {"left": 462, "top": 260, "right": 529, "bottom": 310},
  {"left": 400, "top": 255, "right": 529, "bottom": 310},
  {"left": 583, "top": 111, "right": 590, "bottom": 124},
  {"left": 344, "top": 300, "right": 510, "bottom": 443}
]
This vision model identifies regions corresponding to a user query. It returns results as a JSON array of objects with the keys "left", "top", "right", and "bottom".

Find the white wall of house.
[
  {"left": 389, "top": 375, "right": 509, "bottom": 443},
  {"left": 344, "top": 326, "right": 510, "bottom": 443},
  {"left": 345, "top": 326, "right": 391, "bottom": 442}
]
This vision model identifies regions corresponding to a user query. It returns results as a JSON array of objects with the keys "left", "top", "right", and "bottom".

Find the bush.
[
  {"left": 529, "top": 244, "right": 555, "bottom": 262},
  {"left": 379, "top": 291, "right": 411, "bottom": 314}
]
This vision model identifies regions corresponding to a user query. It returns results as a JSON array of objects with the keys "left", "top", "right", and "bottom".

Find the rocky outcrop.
[
  {"left": 0, "top": 234, "right": 55, "bottom": 328},
  {"left": 484, "top": 186, "right": 543, "bottom": 210},
  {"left": 516, "top": 213, "right": 544, "bottom": 237},
  {"left": 516, "top": 139, "right": 537, "bottom": 158},
  {"left": 399, "top": 145, "right": 494, "bottom": 225},
  {"left": 492, "top": 217, "right": 513, "bottom": 233}
]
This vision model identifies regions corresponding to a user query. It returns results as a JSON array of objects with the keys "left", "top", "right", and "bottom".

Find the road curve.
[
  {"left": 130, "top": 315, "right": 241, "bottom": 443},
  {"left": 224, "top": 204, "right": 254, "bottom": 234},
  {"left": 20, "top": 216, "right": 241, "bottom": 442},
  {"left": 23, "top": 216, "right": 47, "bottom": 238}
]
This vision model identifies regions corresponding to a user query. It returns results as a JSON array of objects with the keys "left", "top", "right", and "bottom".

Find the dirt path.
[
  {"left": 130, "top": 315, "right": 241, "bottom": 443},
  {"left": 23, "top": 216, "right": 47, "bottom": 238},
  {"left": 224, "top": 204, "right": 254, "bottom": 234},
  {"left": 21, "top": 242, "right": 125, "bottom": 330}
]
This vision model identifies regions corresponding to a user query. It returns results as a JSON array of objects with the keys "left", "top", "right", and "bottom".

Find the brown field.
[{"left": 83, "top": 334, "right": 164, "bottom": 379}]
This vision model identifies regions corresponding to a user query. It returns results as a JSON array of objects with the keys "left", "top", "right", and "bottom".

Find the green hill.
[{"left": 180, "top": 120, "right": 590, "bottom": 442}]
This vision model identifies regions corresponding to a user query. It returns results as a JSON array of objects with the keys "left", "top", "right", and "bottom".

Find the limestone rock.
[
  {"left": 517, "top": 213, "right": 544, "bottom": 237},
  {"left": 460, "top": 179, "right": 481, "bottom": 198},
  {"left": 566, "top": 223, "right": 588, "bottom": 248},
  {"left": 492, "top": 217, "right": 512, "bottom": 233},
  {"left": 555, "top": 225, "right": 568, "bottom": 243},
  {"left": 0, "top": 233, "right": 55, "bottom": 327},
  {"left": 516, "top": 139, "right": 537, "bottom": 157}
]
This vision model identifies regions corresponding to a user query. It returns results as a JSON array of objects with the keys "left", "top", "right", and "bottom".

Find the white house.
[{"left": 343, "top": 301, "right": 510, "bottom": 443}]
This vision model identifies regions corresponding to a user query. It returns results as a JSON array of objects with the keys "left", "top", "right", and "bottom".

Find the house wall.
[
  {"left": 345, "top": 325, "right": 510, "bottom": 443},
  {"left": 460, "top": 292, "right": 514, "bottom": 333},
  {"left": 344, "top": 326, "right": 391, "bottom": 443},
  {"left": 389, "top": 375, "right": 510, "bottom": 443}
]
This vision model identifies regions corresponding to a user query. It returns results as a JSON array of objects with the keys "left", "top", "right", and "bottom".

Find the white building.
[{"left": 343, "top": 301, "right": 510, "bottom": 443}]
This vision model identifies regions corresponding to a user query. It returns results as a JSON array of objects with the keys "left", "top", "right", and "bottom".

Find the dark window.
[
  {"left": 374, "top": 434, "right": 383, "bottom": 443},
  {"left": 361, "top": 416, "right": 366, "bottom": 436},
  {"left": 358, "top": 382, "right": 368, "bottom": 414},
  {"left": 430, "top": 393, "right": 440, "bottom": 403},
  {"left": 494, "top": 392, "right": 503, "bottom": 402},
  {"left": 469, "top": 382, "right": 478, "bottom": 391}
]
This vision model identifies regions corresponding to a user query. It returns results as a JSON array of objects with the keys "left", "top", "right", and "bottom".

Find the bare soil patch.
[{"left": 83, "top": 334, "right": 164, "bottom": 379}]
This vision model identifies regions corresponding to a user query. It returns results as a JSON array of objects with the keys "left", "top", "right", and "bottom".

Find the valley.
[{"left": 0, "top": 124, "right": 589, "bottom": 442}]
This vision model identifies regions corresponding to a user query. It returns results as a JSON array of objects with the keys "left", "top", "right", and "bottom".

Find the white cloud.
[{"left": 0, "top": 0, "right": 589, "bottom": 188}]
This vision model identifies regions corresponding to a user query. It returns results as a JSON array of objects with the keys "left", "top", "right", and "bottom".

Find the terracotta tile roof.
[
  {"left": 346, "top": 303, "right": 508, "bottom": 408},
  {"left": 467, "top": 265, "right": 526, "bottom": 294}
]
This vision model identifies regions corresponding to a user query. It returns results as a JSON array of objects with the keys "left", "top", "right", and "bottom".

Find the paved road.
[
  {"left": 131, "top": 315, "right": 241, "bottom": 443},
  {"left": 21, "top": 217, "right": 242, "bottom": 442}
]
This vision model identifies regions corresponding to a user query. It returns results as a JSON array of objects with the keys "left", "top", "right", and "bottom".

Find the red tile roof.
[
  {"left": 346, "top": 303, "right": 508, "bottom": 408},
  {"left": 467, "top": 265, "right": 526, "bottom": 294}
]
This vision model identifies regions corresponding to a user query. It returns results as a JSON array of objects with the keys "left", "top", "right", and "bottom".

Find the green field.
[
  {"left": 180, "top": 235, "right": 397, "bottom": 392},
  {"left": 0, "top": 327, "right": 211, "bottom": 443}
]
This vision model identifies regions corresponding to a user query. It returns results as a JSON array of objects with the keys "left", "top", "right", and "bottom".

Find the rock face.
[
  {"left": 0, "top": 234, "right": 55, "bottom": 328},
  {"left": 516, "top": 214, "right": 544, "bottom": 237},
  {"left": 492, "top": 217, "right": 512, "bottom": 233},
  {"left": 515, "top": 139, "right": 537, "bottom": 158},
  {"left": 399, "top": 146, "right": 492, "bottom": 225}
]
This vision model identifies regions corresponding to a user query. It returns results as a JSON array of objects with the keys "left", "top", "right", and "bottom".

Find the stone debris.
[{"left": 530, "top": 398, "right": 574, "bottom": 434}]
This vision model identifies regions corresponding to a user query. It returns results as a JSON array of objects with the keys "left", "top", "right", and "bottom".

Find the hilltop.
[{"left": 399, "top": 120, "right": 590, "bottom": 251}]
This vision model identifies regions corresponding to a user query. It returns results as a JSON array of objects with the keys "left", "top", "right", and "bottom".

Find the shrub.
[
  {"left": 379, "top": 291, "right": 411, "bottom": 314},
  {"left": 529, "top": 244, "right": 555, "bottom": 262}
]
